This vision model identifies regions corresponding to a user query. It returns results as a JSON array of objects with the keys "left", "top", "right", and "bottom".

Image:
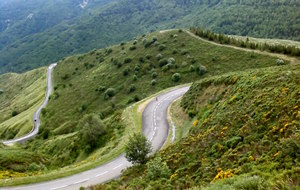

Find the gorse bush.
[{"left": 146, "top": 157, "right": 171, "bottom": 180}]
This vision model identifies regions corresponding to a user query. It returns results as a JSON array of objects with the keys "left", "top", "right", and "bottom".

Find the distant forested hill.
[{"left": 0, "top": 0, "right": 299, "bottom": 74}]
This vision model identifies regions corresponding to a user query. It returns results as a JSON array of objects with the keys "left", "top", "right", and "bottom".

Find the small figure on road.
[
  {"left": 156, "top": 97, "right": 158, "bottom": 101},
  {"left": 34, "top": 119, "right": 37, "bottom": 122}
]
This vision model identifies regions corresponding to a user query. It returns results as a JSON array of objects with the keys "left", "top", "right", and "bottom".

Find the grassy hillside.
[
  {"left": 0, "top": 67, "right": 47, "bottom": 139},
  {"left": 93, "top": 64, "right": 300, "bottom": 190},
  {"left": 0, "top": 0, "right": 299, "bottom": 74},
  {"left": 0, "top": 30, "right": 286, "bottom": 185}
]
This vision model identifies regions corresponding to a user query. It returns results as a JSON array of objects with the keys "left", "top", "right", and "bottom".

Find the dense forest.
[{"left": 0, "top": 0, "right": 299, "bottom": 74}]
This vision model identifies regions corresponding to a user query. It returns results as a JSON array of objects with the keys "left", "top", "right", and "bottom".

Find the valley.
[
  {"left": 0, "top": 29, "right": 292, "bottom": 188},
  {"left": 0, "top": 1, "right": 299, "bottom": 189}
]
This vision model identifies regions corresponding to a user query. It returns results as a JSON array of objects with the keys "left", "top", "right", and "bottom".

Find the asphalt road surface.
[
  {"left": 2, "top": 63, "right": 57, "bottom": 145},
  {"left": 2, "top": 86, "right": 190, "bottom": 190}
]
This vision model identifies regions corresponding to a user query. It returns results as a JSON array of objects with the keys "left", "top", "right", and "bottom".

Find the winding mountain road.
[
  {"left": 2, "top": 63, "right": 57, "bottom": 145},
  {"left": 2, "top": 85, "right": 189, "bottom": 190}
]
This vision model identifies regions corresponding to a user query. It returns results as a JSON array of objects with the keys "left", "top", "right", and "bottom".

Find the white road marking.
[
  {"left": 96, "top": 171, "right": 109, "bottom": 177},
  {"left": 73, "top": 178, "right": 89, "bottom": 185},
  {"left": 113, "top": 164, "right": 123, "bottom": 170}
]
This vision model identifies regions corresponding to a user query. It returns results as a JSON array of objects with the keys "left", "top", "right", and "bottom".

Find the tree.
[
  {"left": 78, "top": 114, "right": 106, "bottom": 152},
  {"left": 125, "top": 133, "right": 152, "bottom": 164}
]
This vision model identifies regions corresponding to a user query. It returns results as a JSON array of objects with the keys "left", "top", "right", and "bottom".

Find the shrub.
[
  {"left": 124, "top": 58, "right": 132, "bottom": 64},
  {"left": 189, "top": 65, "right": 195, "bottom": 72},
  {"left": 178, "top": 29, "right": 183, "bottom": 33},
  {"left": 172, "top": 50, "right": 178, "bottom": 54},
  {"left": 125, "top": 133, "right": 152, "bottom": 164},
  {"left": 154, "top": 41, "right": 160, "bottom": 46},
  {"left": 198, "top": 65, "right": 207, "bottom": 76},
  {"left": 81, "top": 102, "right": 87, "bottom": 112},
  {"left": 129, "top": 84, "right": 136, "bottom": 93},
  {"left": 139, "top": 57, "right": 145, "bottom": 63},
  {"left": 152, "top": 72, "right": 158, "bottom": 79},
  {"left": 98, "top": 86, "right": 106, "bottom": 92},
  {"left": 123, "top": 67, "right": 130, "bottom": 76},
  {"left": 159, "top": 59, "right": 168, "bottom": 67},
  {"left": 107, "top": 48, "right": 113, "bottom": 54},
  {"left": 144, "top": 41, "right": 153, "bottom": 48},
  {"left": 134, "top": 95, "right": 140, "bottom": 102},
  {"left": 129, "top": 46, "right": 137, "bottom": 51},
  {"left": 11, "top": 110, "right": 19, "bottom": 117},
  {"left": 182, "top": 61, "right": 188, "bottom": 67},
  {"left": 276, "top": 59, "right": 285, "bottom": 65},
  {"left": 105, "top": 88, "right": 116, "bottom": 97},
  {"left": 181, "top": 49, "right": 188, "bottom": 55},
  {"left": 133, "top": 75, "right": 138, "bottom": 81},
  {"left": 190, "top": 58, "right": 197, "bottom": 64},
  {"left": 146, "top": 54, "right": 152, "bottom": 60},
  {"left": 156, "top": 53, "right": 163, "bottom": 60},
  {"left": 151, "top": 79, "right": 157, "bottom": 86},
  {"left": 162, "top": 65, "right": 169, "bottom": 72},
  {"left": 133, "top": 40, "right": 138, "bottom": 45},
  {"left": 0, "top": 89, "right": 3, "bottom": 95},
  {"left": 61, "top": 74, "right": 69, "bottom": 80},
  {"left": 158, "top": 45, "right": 166, "bottom": 51},
  {"left": 188, "top": 110, "right": 196, "bottom": 118},
  {"left": 146, "top": 157, "right": 171, "bottom": 180},
  {"left": 120, "top": 42, "right": 126, "bottom": 46},
  {"left": 134, "top": 65, "right": 140, "bottom": 72},
  {"left": 172, "top": 73, "right": 181, "bottom": 82},
  {"left": 168, "top": 57, "right": 176, "bottom": 64}
]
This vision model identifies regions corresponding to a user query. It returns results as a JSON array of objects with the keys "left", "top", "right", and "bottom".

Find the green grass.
[
  {"left": 0, "top": 29, "right": 291, "bottom": 186},
  {"left": 93, "top": 64, "right": 300, "bottom": 190},
  {"left": 0, "top": 67, "right": 47, "bottom": 139}
]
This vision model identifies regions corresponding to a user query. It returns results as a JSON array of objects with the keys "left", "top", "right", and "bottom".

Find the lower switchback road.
[{"left": 2, "top": 86, "right": 189, "bottom": 190}]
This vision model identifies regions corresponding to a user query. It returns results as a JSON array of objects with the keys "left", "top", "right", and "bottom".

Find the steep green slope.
[
  {"left": 0, "top": 30, "right": 285, "bottom": 185},
  {"left": 94, "top": 64, "right": 300, "bottom": 190},
  {"left": 0, "top": 0, "right": 299, "bottom": 74},
  {"left": 0, "top": 67, "right": 47, "bottom": 139}
]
